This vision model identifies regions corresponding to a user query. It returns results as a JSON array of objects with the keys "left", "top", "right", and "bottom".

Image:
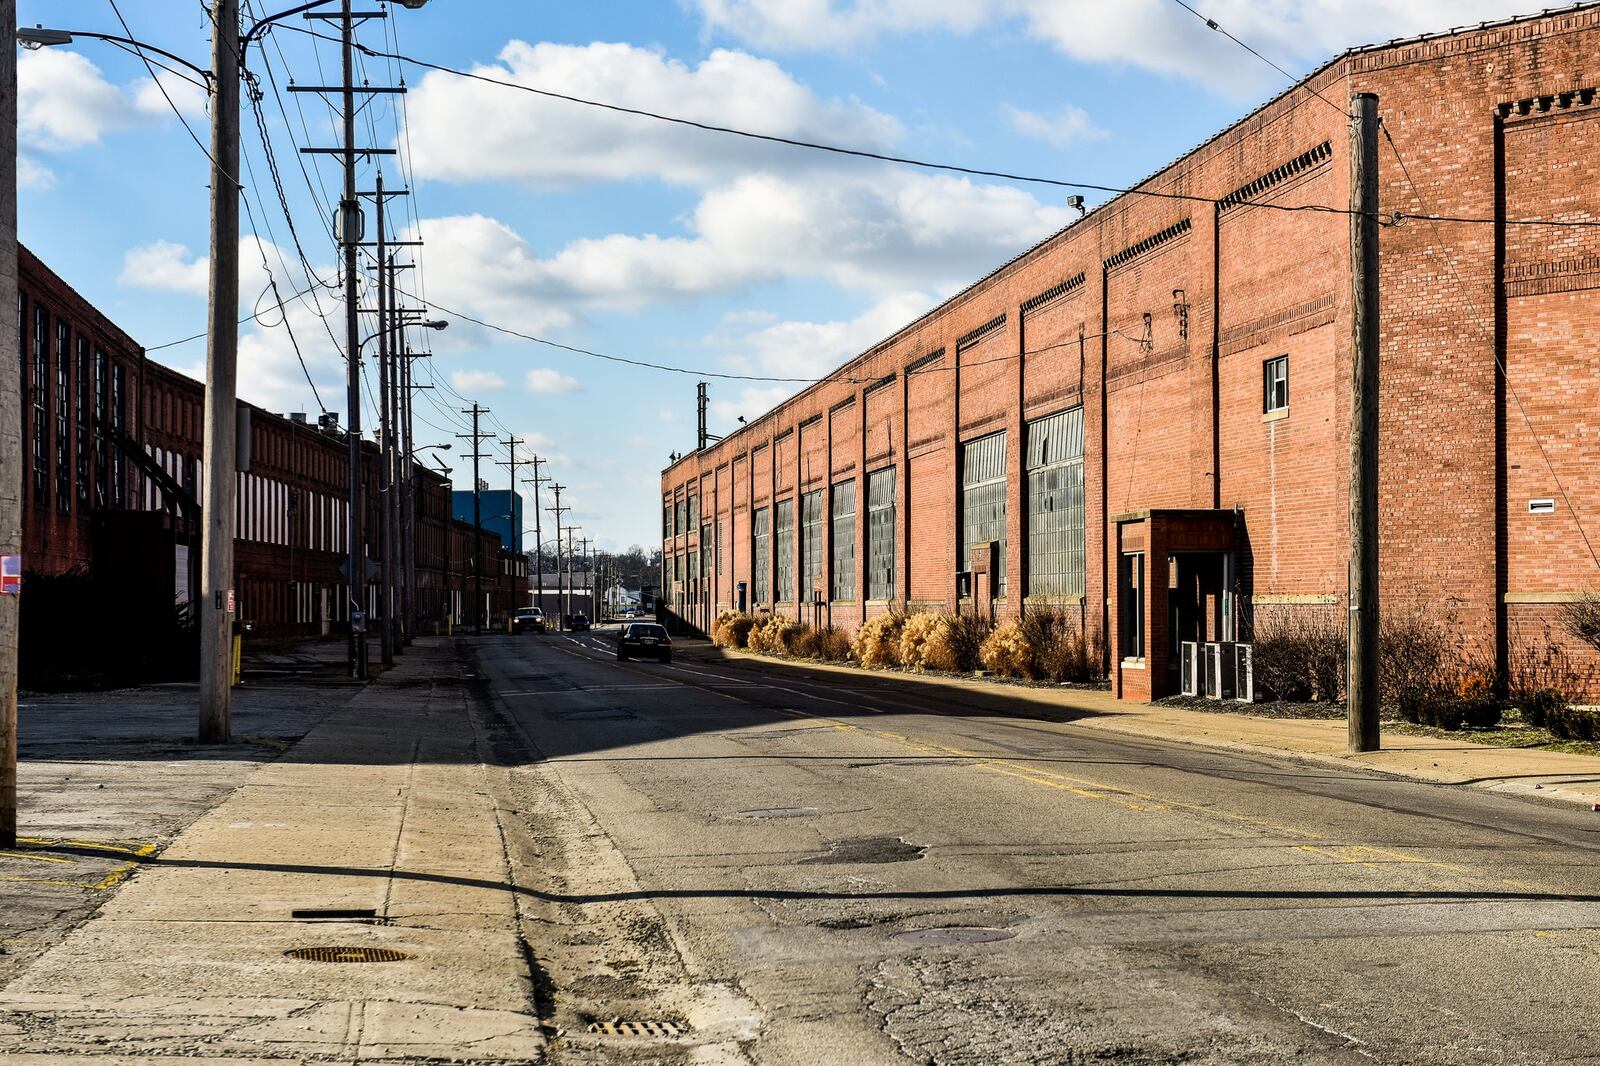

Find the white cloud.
[
  {"left": 18, "top": 156, "right": 56, "bottom": 190},
  {"left": 525, "top": 368, "right": 580, "bottom": 394},
  {"left": 692, "top": 0, "right": 1529, "bottom": 93},
  {"left": 449, "top": 369, "right": 507, "bottom": 392},
  {"left": 406, "top": 40, "right": 899, "bottom": 188},
  {"left": 119, "top": 240, "right": 210, "bottom": 296},
  {"left": 1001, "top": 102, "right": 1105, "bottom": 147},
  {"left": 409, "top": 169, "right": 1068, "bottom": 328},
  {"left": 704, "top": 291, "right": 936, "bottom": 427},
  {"left": 19, "top": 48, "right": 208, "bottom": 151}
]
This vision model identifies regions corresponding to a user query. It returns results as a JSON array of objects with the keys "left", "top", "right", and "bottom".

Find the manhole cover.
[
  {"left": 283, "top": 946, "right": 412, "bottom": 963},
  {"left": 799, "top": 836, "right": 925, "bottom": 864},
  {"left": 587, "top": 1018, "right": 686, "bottom": 1038},
  {"left": 740, "top": 806, "right": 818, "bottom": 818},
  {"left": 893, "top": 927, "right": 1016, "bottom": 945}
]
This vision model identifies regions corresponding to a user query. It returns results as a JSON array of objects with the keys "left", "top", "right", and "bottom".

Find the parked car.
[
  {"left": 512, "top": 607, "right": 545, "bottom": 634},
  {"left": 617, "top": 622, "right": 671, "bottom": 663},
  {"left": 569, "top": 613, "right": 591, "bottom": 632}
]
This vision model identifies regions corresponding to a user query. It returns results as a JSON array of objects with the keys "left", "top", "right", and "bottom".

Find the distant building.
[{"left": 453, "top": 488, "right": 522, "bottom": 552}]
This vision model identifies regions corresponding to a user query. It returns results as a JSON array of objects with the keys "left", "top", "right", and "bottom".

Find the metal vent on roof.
[
  {"left": 1103, "top": 218, "right": 1193, "bottom": 272},
  {"left": 1218, "top": 141, "right": 1333, "bottom": 209},
  {"left": 956, "top": 313, "right": 1007, "bottom": 352},
  {"left": 1021, "top": 272, "right": 1088, "bottom": 314}
]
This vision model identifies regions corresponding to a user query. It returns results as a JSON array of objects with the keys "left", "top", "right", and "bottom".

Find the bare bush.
[
  {"left": 1248, "top": 603, "right": 1346, "bottom": 703},
  {"left": 1560, "top": 593, "right": 1600, "bottom": 653},
  {"left": 979, "top": 622, "right": 1032, "bottom": 678},
  {"left": 816, "top": 626, "right": 853, "bottom": 662},
  {"left": 712, "top": 610, "right": 756, "bottom": 649},
  {"left": 1507, "top": 621, "right": 1586, "bottom": 706}
]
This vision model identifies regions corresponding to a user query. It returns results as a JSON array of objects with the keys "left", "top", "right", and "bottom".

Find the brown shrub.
[
  {"left": 749, "top": 617, "right": 799, "bottom": 655},
  {"left": 980, "top": 622, "right": 1033, "bottom": 678},
  {"left": 816, "top": 626, "right": 853, "bottom": 662},
  {"left": 898, "top": 613, "right": 946, "bottom": 671},
  {"left": 712, "top": 610, "right": 756, "bottom": 649},
  {"left": 787, "top": 624, "right": 819, "bottom": 658},
  {"left": 853, "top": 613, "right": 905, "bottom": 668}
]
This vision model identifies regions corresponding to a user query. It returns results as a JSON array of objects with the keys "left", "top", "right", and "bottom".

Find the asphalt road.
[{"left": 475, "top": 629, "right": 1600, "bottom": 1066}]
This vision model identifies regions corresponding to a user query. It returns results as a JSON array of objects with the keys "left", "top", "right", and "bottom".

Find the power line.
[
  {"left": 106, "top": 0, "right": 233, "bottom": 180},
  {"left": 282, "top": 23, "right": 1600, "bottom": 232}
]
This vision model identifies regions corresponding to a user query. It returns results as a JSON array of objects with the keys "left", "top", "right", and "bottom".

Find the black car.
[
  {"left": 569, "top": 613, "right": 591, "bottom": 632},
  {"left": 512, "top": 607, "right": 545, "bottom": 634},
  {"left": 617, "top": 622, "right": 671, "bottom": 662}
]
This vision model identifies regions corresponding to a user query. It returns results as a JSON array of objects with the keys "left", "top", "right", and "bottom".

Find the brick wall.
[{"left": 661, "top": 7, "right": 1600, "bottom": 696}]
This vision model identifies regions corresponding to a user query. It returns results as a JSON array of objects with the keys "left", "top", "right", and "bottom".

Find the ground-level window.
[
  {"left": 1119, "top": 552, "right": 1145, "bottom": 660},
  {"left": 751, "top": 506, "right": 770, "bottom": 605},
  {"left": 775, "top": 498, "right": 795, "bottom": 601},
  {"left": 831, "top": 479, "right": 855, "bottom": 601},
  {"left": 867, "top": 468, "right": 895, "bottom": 601},
  {"left": 801, "top": 489, "right": 824, "bottom": 601},
  {"left": 1264, "top": 354, "right": 1288, "bottom": 413},
  {"left": 962, "top": 431, "right": 1007, "bottom": 596},
  {"left": 1026, "top": 408, "right": 1085, "bottom": 598}
]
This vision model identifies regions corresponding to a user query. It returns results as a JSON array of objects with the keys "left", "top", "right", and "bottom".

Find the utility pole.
[
  {"left": 580, "top": 535, "right": 591, "bottom": 620},
  {"left": 400, "top": 346, "right": 418, "bottom": 644},
  {"left": 2, "top": 3, "right": 22, "bottom": 848},
  {"left": 497, "top": 434, "right": 524, "bottom": 563},
  {"left": 457, "top": 405, "right": 492, "bottom": 635},
  {"left": 523, "top": 456, "right": 549, "bottom": 617},
  {"left": 1348, "top": 92, "right": 1381, "bottom": 754},
  {"left": 547, "top": 484, "right": 568, "bottom": 629},
  {"left": 372, "top": 175, "right": 393, "bottom": 668},
  {"left": 198, "top": 0, "right": 240, "bottom": 743}
]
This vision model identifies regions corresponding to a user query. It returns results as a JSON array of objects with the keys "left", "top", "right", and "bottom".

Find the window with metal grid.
[
  {"left": 701, "top": 524, "right": 712, "bottom": 583},
  {"left": 774, "top": 498, "right": 795, "bottom": 601},
  {"left": 961, "top": 431, "right": 1007, "bottom": 596},
  {"left": 801, "top": 489, "right": 824, "bottom": 600},
  {"left": 54, "top": 322, "right": 69, "bottom": 513},
  {"left": 867, "top": 468, "right": 896, "bottom": 601},
  {"left": 1025, "top": 408, "right": 1085, "bottom": 598},
  {"left": 32, "top": 304, "right": 48, "bottom": 505},
  {"left": 831, "top": 479, "right": 856, "bottom": 601},
  {"left": 751, "top": 506, "right": 770, "bottom": 605},
  {"left": 687, "top": 493, "right": 699, "bottom": 529}
]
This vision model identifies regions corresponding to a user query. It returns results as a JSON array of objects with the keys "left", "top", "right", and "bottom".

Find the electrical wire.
[{"left": 283, "top": 22, "right": 1600, "bottom": 232}]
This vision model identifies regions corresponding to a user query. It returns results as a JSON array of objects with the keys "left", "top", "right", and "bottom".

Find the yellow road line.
[{"left": 0, "top": 851, "right": 77, "bottom": 864}]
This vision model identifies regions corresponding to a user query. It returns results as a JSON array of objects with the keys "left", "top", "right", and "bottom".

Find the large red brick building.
[
  {"left": 661, "top": 6, "right": 1600, "bottom": 700},
  {"left": 17, "top": 247, "right": 528, "bottom": 641}
]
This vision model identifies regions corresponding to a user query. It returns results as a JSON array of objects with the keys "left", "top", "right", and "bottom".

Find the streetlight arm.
[
  {"left": 18, "top": 28, "right": 212, "bottom": 85},
  {"left": 239, "top": 0, "right": 334, "bottom": 53}
]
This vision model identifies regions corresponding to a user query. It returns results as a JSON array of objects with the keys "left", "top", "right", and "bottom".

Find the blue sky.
[{"left": 16, "top": 0, "right": 1531, "bottom": 550}]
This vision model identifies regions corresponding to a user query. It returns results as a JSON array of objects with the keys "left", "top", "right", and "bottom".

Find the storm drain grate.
[
  {"left": 284, "top": 946, "right": 412, "bottom": 963},
  {"left": 587, "top": 1018, "right": 685, "bottom": 1039}
]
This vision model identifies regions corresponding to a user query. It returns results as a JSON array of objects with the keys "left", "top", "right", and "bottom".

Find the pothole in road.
[
  {"left": 739, "top": 806, "right": 819, "bottom": 818},
  {"left": 798, "top": 836, "right": 925, "bottom": 865},
  {"left": 891, "top": 927, "right": 1016, "bottom": 945}
]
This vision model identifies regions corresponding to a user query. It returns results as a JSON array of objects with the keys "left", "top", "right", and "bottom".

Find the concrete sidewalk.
[
  {"left": 688, "top": 643, "right": 1600, "bottom": 813},
  {"left": 0, "top": 639, "right": 543, "bottom": 1064}
]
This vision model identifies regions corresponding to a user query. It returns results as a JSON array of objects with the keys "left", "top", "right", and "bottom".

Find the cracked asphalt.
[{"left": 481, "top": 630, "right": 1600, "bottom": 1065}]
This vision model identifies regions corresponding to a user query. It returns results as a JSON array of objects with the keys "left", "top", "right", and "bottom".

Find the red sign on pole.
[
  {"left": 0, "top": 554, "right": 19, "bottom": 596},
  {"left": 226, "top": 588, "right": 236, "bottom": 614}
]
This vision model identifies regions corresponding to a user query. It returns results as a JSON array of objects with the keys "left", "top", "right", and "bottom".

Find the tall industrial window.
[
  {"left": 830, "top": 479, "right": 856, "bottom": 601},
  {"left": 867, "top": 468, "right": 895, "bottom": 601},
  {"left": 715, "top": 520, "right": 723, "bottom": 576},
  {"left": 663, "top": 500, "right": 672, "bottom": 538},
  {"left": 112, "top": 363, "right": 126, "bottom": 508},
  {"left": 751, "top": 506, "right": 771, "bottom": 605},
  {"left": 1026, "top": 409, "right": 1085, "bottom": 598},
  {"left": 675, "top": 496, "right": 687, "bottom": 535},
  {"left": 1263, "top": 354, "right": 1288, "bottom": 413},
  {"left": 75, "top": 337, "right": 89, "bottom": 510},
  {"left": 32, "top": 304, "right": 48, "bottom": 504},
  {"left": 94, "top": 349, "right": 108, "bottom": 508},
  {"left": 1120, "top": 552, "right": 1145, "bottom": 659},
  {"left": 801, "top": 489, "right": 824, "bottom": 601},
  {"left": 774, "top": 498, "right": 795, "bottom": 601},
  {"left": 687, "top": 493, "right": 699, "bottom": 529},
  {"left": 54, "top": 321, "right": 69, "bottom": 512},
  {"left": 961, "top": 431, "right": 1007, "bottom": 595},
  {"left": 700, "top": 524, "right": 712, "bottom": 587}
]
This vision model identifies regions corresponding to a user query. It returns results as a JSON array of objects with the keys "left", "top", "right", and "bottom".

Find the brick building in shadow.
[{"left": 16, "top": 246, "right": 527, "bottom": 642}]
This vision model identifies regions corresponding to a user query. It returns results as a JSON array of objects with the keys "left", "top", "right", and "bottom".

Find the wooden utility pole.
[
  {"left": 547, "top": 485, "right": 568, "bottom": 628},
  {"left": 523, "top": 457, "right": 549, "bottom": 616},
  {"left": 198, "top": 0, "right": 240, "bottom": 743},
  {"left": 2, "top": 4, "right": 22, "bottom": 847},
  {"left": 1348, "top": 92, "right": 1381, "bottom": 753},
  {"left": 456, "top": 405, "right": 492, "bottom": 635}
]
